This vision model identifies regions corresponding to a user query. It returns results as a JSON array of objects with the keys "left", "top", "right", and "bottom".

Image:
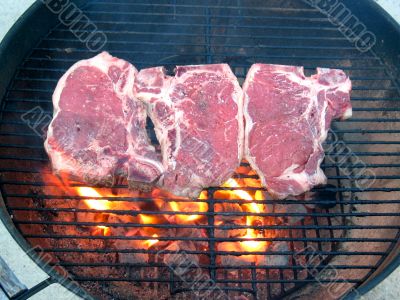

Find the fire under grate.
[{"left": 0, "top": 0, "right": 400, "bottom": 299}]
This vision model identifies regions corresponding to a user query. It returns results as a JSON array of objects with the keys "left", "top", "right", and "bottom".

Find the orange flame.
[
  {"left": 139, "top": 214, "right": 159, "bottom": 224},
  {"left": 169, "top": 190, "right": 208, "bottom": 222},
  {"left": 76, "top": 187, "right": 112, "bottom": 236},
  {"left": 75, "top": 187, "right": 160, "bottom": 248},
  {"left": 144, "top": 234, "right": 159, "bottom": 248},
  {"left": 42, "top": 164, "right": 273, "bottom": 257},
  {"left": 76, "top": 187, "right": 111, "bottom": 210},
  {"left": 222, "top": 178, "right": 267, "bottom": 253}
]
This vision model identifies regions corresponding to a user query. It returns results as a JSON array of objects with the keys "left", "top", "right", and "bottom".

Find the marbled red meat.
[
  {"left": 45, "top": 52, "right": 163, "bottom": 189},
  {"left": 134, "top": 64, "right": 243, "bottom": 198},
  {"left": 243, "top": 64, "right": 352, "bottom": 199}
]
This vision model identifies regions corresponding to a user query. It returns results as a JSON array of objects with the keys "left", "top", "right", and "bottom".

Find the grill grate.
[{"left": 1, "top": 0, "right": 400, "bottom": 299}]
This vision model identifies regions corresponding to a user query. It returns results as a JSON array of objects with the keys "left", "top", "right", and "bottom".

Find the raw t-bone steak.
[
  {"left": 243, "top": 64, "right": 352, "bottom": 199},
  {"left": 134, "top": 64, "right": 243, "bottom": 198},
  {"left": 45, "top": 52, "right": 163, "bottom": 189}
]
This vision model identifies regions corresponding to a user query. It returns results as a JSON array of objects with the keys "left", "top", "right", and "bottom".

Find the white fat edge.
[
  {"left": 293, "top": 68, "right": 329, "bottom": 193},
  {"left": 134, "top": 67, "right": 165, "bottom": 101},
  {"left": 276, "top": 163, "right": 302, "bottom": 179},
  {"left": 273, "top": 165, "right": 311, "bottom": 198},
  {"left": 272, "top": 65, "right": 306, "bottom": 85},
  {"left": 133, "top": 67, "right": 175, "bottom": 173},
  {"left": 315, "top": 68, "right": 353, "bottom": 120},
  {"left": 225, "top": 64, "right": 245, "bottom": 163},
  {"left": 93, "top": 54, "right": 163, "bottom": 174},
  {"left": 160, "top": 77, "right": 177, "bottom": 171},
  {"left": 303, "top": 72, "right": 328, "bottom": 180},
  {"left": 338, "top": 76, "right": 353, "bottom": 120},
  {"left": 172, "top": 184, "right": 203, "bottom": 199},
  {"left": 318, "top": 74, "right": 353, "bottom": 94},
  {"left": 151, "top": 72, "right": 176, "bottom": 171},
  {"left": 241, "top": 64, "right": 268, "bottom": 187},
  {"left": 317, "top": 90, "right": 329, "bottom": 144},
  {"left": 165, "top": 67, "right": 207, "bottom": 171},
  {"left": 94, "top": 57, "right": 150, "bottom": 170},
  {"left": 48, "top": 150, "right": 72, "bottom": 172},
  {"left": 312, "top": 155, "right": 328, "bottom": 186},
  {"left": 50, "top": 149, "right": 118, "bottom": 180},
  {"left": 121, "top": 66, "right": 141, "bottom": 168},
  {"left": 47, "top": 148, "right": 84, "bottom": 175},
  {"left": 242, "top": 64, "right": 261, "bottom": 136},
  {"left": 124, "top": 101, "right": 165, "bottom": 178},
  {"left": 222, "top": 118, "right": 236, "bottom": 148},
  {"left": 67, "top": 51, "right": 135, "bottom": 99},
  {"left": 170, "top": 110, "right": 184, "bottom": 170},
  {"left": 337, "top": 76, "right": 352, "bottom": 94},
  {"left": 131, "top": 154, "right": 165, "bottom": 175},
  {"left": 121, "top": 62, "right": 138, "bottom": 100},
  {"left": 127, "top": 135, "right": 164, "bottom": 179},
  {"left": 274, "top": 162, "right": 326, "bottom": 197},
  {"left": 342, "top": 107, "right": 353, "bottom": 119},
  {"left": 283, "top": 67, "right": 347, "bottom": 195},
  {"left": 163, "top": 172, "right": 204, "bottom": 198},
  {"left": 190, "top": 171, "right": 214, "bottom": 198},
  {"left": 307, "top": 73, "right": 347, "bottom": 189},
  {"left": 85, "top": 51, "right": 126, "bottom": 76},
  {"left": 275, "top": 66, "right": 329, "bottom": 169},
  {"left": 121, "top": 62, "right": 144, "bottom": 165},
  {"left": 308, "top": 90, "right": 329, "bottom": 193},
  {"left": 312, "top": 71, "right": 352, "bottom": 137},
  {"left": 133, "top": 90, "right": 162, "bottom": 105}
]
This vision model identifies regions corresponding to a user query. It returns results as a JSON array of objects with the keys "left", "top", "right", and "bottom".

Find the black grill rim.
[{"left": 0, "top": 0, "right": 399, "bottom": 299}]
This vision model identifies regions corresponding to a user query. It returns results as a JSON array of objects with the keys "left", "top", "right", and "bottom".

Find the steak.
[
  {"left": 45, "top": 52, "right": 163, "bottom": 189},
  {"left": 243, "top": 64, "right": 352, "bottom": 199},
  {"left": 134, "top": 64, "right": 243, "bottom": 198}
]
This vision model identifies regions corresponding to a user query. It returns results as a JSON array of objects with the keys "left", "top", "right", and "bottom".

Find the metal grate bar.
[
  {"left": 15, "top": 216, "right": 400, "bottom": 225},
  {"left": 5, "top": 198, "right": 400, "bottom": 205},
  {"left": 34, "top": 248, "right": 388, "bottom": 256},
  {"left": 23, "top": 54, "right": 379, "bottom": 62},
  {"left": 87, "top": 1, "right": 319, "bottom": 12},
  {"left": 41, "top": 30, "right": 349, "bottom": 40},
  {"left": 79, "top": 11, "right": 334, "bottom": 24},
  {"left": 23, "top": 234, "right": 395, "bottom": 243},
  {"left": 66, "top": 279, "right": 360, "bottom": 287},
  {"left": 70, "top": 277, "right": 361, "bottom": 284},
  {"left": 54, "top": 262, "right": 377, "bottom": 270},
  {"left": 49, "top": 29, "right": 351, "bottom": 45},
  {"left": 16, "top": 65, "right": 388, "bottom": 72}
]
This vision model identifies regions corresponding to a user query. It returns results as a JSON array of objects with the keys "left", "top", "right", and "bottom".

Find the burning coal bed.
[{"left": 23, "top": 162, "right": 340, "bottom": 300}]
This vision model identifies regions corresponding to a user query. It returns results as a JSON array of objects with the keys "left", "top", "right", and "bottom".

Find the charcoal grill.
[{"left": 0, "top": 0, "right": 400, "bottom": 299}]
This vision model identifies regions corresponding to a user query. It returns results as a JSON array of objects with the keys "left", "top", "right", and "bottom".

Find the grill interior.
[{"left": 0, "top": 0, "right": 400, "bottom": 299}]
